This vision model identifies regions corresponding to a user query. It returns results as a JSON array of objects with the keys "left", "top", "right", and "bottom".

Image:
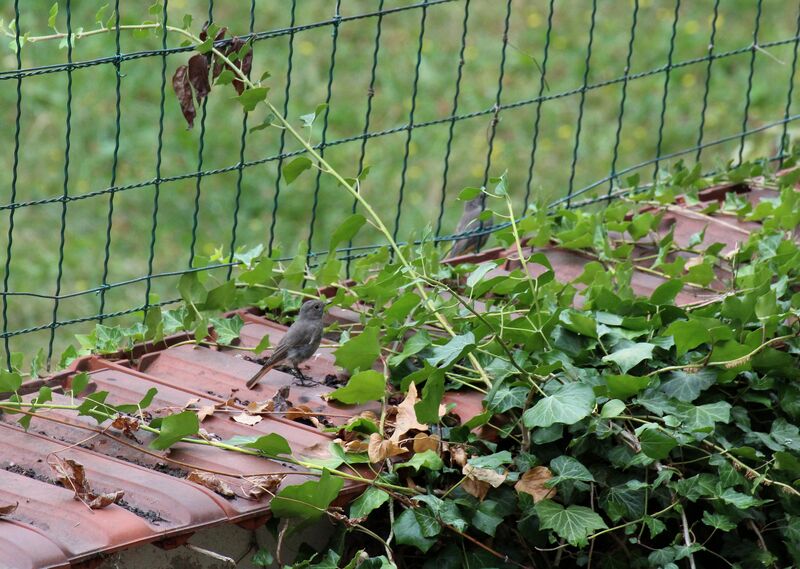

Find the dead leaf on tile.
[
  {"left": 514, "top": 466, "right": 556, "bottom": 503},
  {"left": 182, "top": 397, "right": 201, "bottom": 410},
  {"left": 337, "top": 438, "right": 370, "bottom": 454},
  {"left": 368, "top": 432, "right": 407, "bottom": 463},
  {"left": 285, "top": 405, "right": 314, "bottom": 421},
  {"left": 390, "top": 383, "right": 428, "bottom": 442},
  {"left": 232, "top": 412, "right": 263, "bottom": 426},
  {"left": 462, "top": 463, "right": 506, "bottom": 488},
  {"left": 0, "top": 502, "right": 18, "bottom": 516},
  {"left": 462, "top": 477, "right": 490, "bottom": 501},
  {"left": 187, "top": 471, "right": 236, "bottom": 498},
  {"left": 412, "top": 433, "right": 440, "bottom": 454},
  {"left": 246, "top": 400, "right": 275, "bottom": 414},
  {"left": 245, "top": 474, "right": 285, "bottom": 499},
  {"left": 50, "top": 457, "right": 125, "bottom": 509},
  {"left": 111, "top": 415, "right": 140, "bottom": 438},
  {"left": 271, "top": 385, "right": 292, "bottom": 412},
  {"left": 195, "top": 404, "right": 217, "bottom": 422}
]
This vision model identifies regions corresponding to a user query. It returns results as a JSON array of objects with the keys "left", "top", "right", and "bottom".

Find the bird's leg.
[{"left": 292, "top": 363, "right": 316, "bottom": 387}]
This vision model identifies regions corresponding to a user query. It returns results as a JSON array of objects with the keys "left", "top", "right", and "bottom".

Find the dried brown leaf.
[
  {"left": 196, "top": 404, "right": 217, "bottom": 422},
  {"left": 232, "top": 412, "right": 263, "bottom": 426},
  {"left": 391, "top": 383, "right": 428, "bottom": 442},
  {"left": 187, "top": 471, "right": 235, "bottom": 498},
  {"left": 188, "top": 54, "right": 211, "bottom": 101},
  {"left": 51, "top": 458, "right": 124, "bottom": 509},
  {"left": 286, "top": 405, "right": 314, "bottom": 421},
  {"left": 246, "top": 400, "right": 275, "bottom": 414},
  {"left": 413, "top": 433, "right": 440, "bottom": 454},
  {"left": 246, "top": 474, "right": 285, "bottom": 499},
  {"left": 450, "top": 446, "right": 467, "bottom": 468},
  {"left": 111, "top": 415, "right": 140, "bottom": 438},
  {"left": 271, "top": 385, "right": 292, "bottom": 413},
  {"left": 368, "top": 432, "right": 407, "bottom": 463},
  {"left": 0, "top": 502, "right": 18, "bottom": 516},
  {"left": 172, "top": 65, "right": 195, "bottom": 128},
  {"left": 462, "top": 463, "right": 506, "bottom": 488},
  {"left": 339, "top": 438, "right": 370, "bottom": 454},
  {"left": 462, "top": 477, "right": 490, "bottom": 501},
  {"left": 514, "top": 466, "right": 556, "bottom": 503}
]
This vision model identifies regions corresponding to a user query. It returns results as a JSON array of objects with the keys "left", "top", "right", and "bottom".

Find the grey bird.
[
  {"left": 446, "top": 196, "right": 492, "bottom": 259},
  {"left": 246, "top": 299, "right": 326, "bottom": 389}
]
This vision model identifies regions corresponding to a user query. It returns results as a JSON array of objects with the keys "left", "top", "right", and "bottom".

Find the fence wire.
[{"left": 1, "top": 1, "right": 799, "bottom": 367}]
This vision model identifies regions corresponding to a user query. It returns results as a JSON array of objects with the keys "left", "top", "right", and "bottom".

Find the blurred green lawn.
[{"left": 0, "top": 0, "right": 798, "bottom": 361}]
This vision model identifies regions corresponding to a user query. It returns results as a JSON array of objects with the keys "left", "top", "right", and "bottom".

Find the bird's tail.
[{"left": 246, "top": 363, "right": 274, "bottom": 389}]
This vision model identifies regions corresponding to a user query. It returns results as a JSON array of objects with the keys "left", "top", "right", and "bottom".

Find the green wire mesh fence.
[{"left": 1, "top": 0, "right": 799, "bottom": 367}]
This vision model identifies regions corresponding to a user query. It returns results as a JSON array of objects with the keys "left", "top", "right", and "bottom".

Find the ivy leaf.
[
  {"left": 388, "top": 330, "right": 430, "bottom": 367},
  {"left": 665, "top": 319, "right": 711, "bottom": 356},
  {"left": 18, "top": 386, "right": 52, "bottom": 431},
  {"left": 48, "top": 3, "right": 58, "bottom": 30},
  {"left": 210, "top": 315, "right": 243, "bottom": 345},
  {"left": 638, "top": 426, "right": 677, "bottom": 460},
  {"left": 601, "top": 399, "right": 626, "bottom": 418},
  {"left": 605, "top": 374, "right": 651, "bottom": 400},
  {"left": 334, "top": 326, "right": 380, "bottom": 373},
  {"left": 242, "top": 433, "right": 292, "bottom": 456},
  {"left": 236, "top": 86, "right": 268, "bottom": 112},
  {"left": 426, "top": 332, "right": 475, "bottom": 369},
  {"left": 300, "top": 103, "right": 328, "bottom": 128},
  {"left": 0, "top": 370, "right": 22, "bottom": 393},
  {"left": 559, "top": 310, "right": 597, "bottom": 338},
  {"left": 203, "top": 281, "right": 237, "bottom": 311},
  {"left": 394, "top": 508, "right": 437, "bottom": 553},
  {"left": 414, "top": 368, "right": 444, "bottom": 424},
  {"left": 701, "top": 511, "right": 737, "bottom": 531},
  {"left": 650, "top": 279, "right": 684, "bottom": 305},
  {"left": 150, "top": 411, "right": 199, "bottom": 450},
  {"left": 549, "top": 455, "right": 595, "bottom": 486},
  {"left": 329, "top": 214, "right": 366, "bottom": 251},
  {"left": 271, "top": 469, "right": 344, "bottom": 524},
  {"left": 471, "top": 500, "right": 505, "bottom": 537},
  {"left": 395, "top": 450, "right": 444, "bottom": 472},
  {"left": 535, "top": 500, "right": 608, "bottom": 546},
  {"left": 719, "top": 488, "right": 770, "bottom": 509},
  {"left": 674, "top": 401, "right": 731, "bottom": 432},
  {"left": 523, "top": 383, "right": 595, "bottom": 428},
  {"left": 602, "top": 342, "right": 655, "bottom": 373},
  {"left": 178, "top": 272, "right": 206, "bottom": 305},
  {"left": 350, "top": 487, "right": 390, "bottom": 519},
  {"left": 283, "top": 156, "right": 313, "bottom": 185},
  {"left": 660, "top": 368, "right": 716, "bottom": 402},
  {"left": 76, "top": 391, "right": 112, "bottom": 423},
  {"left": 327, "top": 370, "right": 385, "bottom": 404}
]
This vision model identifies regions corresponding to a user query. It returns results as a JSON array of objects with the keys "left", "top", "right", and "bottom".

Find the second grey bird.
[
  {"left": 446, "top": 196, "right": 492, "bottom": 259},
  {"left": 246, "top": 299, "right": 326, "bottom": 389}
]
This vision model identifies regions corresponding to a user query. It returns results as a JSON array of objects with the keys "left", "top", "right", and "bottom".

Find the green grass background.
[{"left": 0, "top": 0, "right": 798, "bottom": 362}]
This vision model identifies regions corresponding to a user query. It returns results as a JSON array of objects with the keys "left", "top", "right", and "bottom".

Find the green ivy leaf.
[
  {"left": 549, "top": 455, "right": 595, "bottom": 486},
  {"left": 701, "top": 511, "right": 737, "bottom": 531},
  {"left": 150, "top": 411, "right": 199, "bottom": 450},
  {"left": 426, "top": 332, "right": 475, "bottom": 369},
  {"left": 243, "top": 433, "right": 293, "bottom": 456},
  {"left": 605, "top": 374, "right": 651, "bottom": 400},
  {"left": 283, "top": 156, "right": 313, "bottom": 185},
  {"left": 395, "top": 450, "right": 444, "bottom": 472},
  {"left": 327, "top": 370, "right": 386, "bottom": 404},
  {"left": 600, "top": 399, "right": 626, "bottom": 418},
  {"left": 77, "top": 391, "right": 112, "bottom": 423},
  {"left": 329, "top": 214, "right": 366, "bottom": 251},
  {"left": 334, "top": 326, "right": 380, "bottom": 373},
  {"left": 178, "top": 272, "right": 206, "bottom": 305},
  {"left": 665, "top": 319, "right": 711, "bottom": 356},
  {"left": 48, "top": 2, "right": 59, "bottom": 30},
  {"left": 458, "top": 186, "right": 481, "bottom": 200},
  {"left": 236, "top": 86, "right": 269, "bottom": 112},
  {"left": 18, "top": 386, "right": 52, "bottom": 431},
  {"left": 719, "top": 488, "right": 770, "bottom": 509},
  {"left": 414, "top": 368, "right": 444, "bottom": 424},
  {"left": 350, "top": 487, "right": 390, "bottom": 519},
  {"left": 650, "top": 279, "right": 684, "bottom": 305},
  {"left": 638, "top": 426, "right": 677, "bottom": 460},
  {"left": 523, "top": 383, "right": 595, "bottom": 428},
  {"left": 602, "top": 342, "right": 655, "bottom": 373},
  {"left": 0, "top": 370, "right": 22, "bottom": 393},
  {"left": 300, "top": 103, "right": 328, "bottom": 128},
  {"left": 210, "top": 314, "right": 243, "bottom": 345},
  {"left": 388, "top": 330, "right": 430, "bottom": 367},
  {"left": 394, "top": 508, "right": 438, "bottom": 553},
  {"left": 535, "top": 500, "right": 608, "bottom": 546},
  {"left": 251, "top": 549, "right": 274, "bottom": 567},
  {"left": 660, "top": 369, "right": 716, "bottom": 402},
  {"left": 559, "top": 310, "right": 597, "bottom": 338},
  {"left": 271, "top": 468, "right": 344, "bottom": 524}
]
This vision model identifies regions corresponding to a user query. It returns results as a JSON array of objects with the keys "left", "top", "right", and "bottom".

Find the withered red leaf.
[
  {"left": 188, "top": 54, "right": 211, "bottom": 102},
  {"left": 246, "top": 474, "right": 284, "bottom": 499},
  {"left": 172, "top": 65, "right": 196, "bottom": 128}
]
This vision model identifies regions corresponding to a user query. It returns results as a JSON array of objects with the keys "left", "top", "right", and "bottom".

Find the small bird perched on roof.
[
  {"left": 246, "top": 299, "right": 326, "bottom": 389},
  {"left": 445, "top": 196, "right": 492, "bottom": 259}
]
